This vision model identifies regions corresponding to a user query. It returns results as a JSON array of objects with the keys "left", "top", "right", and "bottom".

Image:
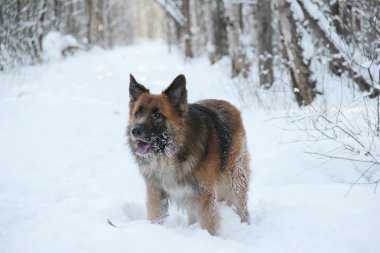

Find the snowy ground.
[{"left": 1, "top": 42, "right": 379, "bottom": 253}]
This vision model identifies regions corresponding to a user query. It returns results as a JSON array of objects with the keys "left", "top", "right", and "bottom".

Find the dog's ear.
[
  {"left": 129, "top": 74, "right": 149, "bottom": 104},
  {"left": 163, "top": 74, "right": 187, "bottom": 114}
]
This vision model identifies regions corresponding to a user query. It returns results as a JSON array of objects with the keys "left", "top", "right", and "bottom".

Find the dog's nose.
[
  {"left": 131, "top": 127, "right": 142, "bottom": 137},
  {"left": 131, "top": 124, "right": 145, "bottom": 138}
]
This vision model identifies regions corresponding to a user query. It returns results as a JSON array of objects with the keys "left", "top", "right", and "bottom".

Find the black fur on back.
[{"left": 188, "top": 103, "right": 232, "bottom": 170}]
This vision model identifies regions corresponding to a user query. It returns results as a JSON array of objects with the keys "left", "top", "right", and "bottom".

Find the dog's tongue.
[{"left": 136, "top": 142, "right": 151, "bottom": 154}]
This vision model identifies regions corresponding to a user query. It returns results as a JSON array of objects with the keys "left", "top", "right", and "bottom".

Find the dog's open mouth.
[{"left": 135, "top": 140, "right": 152, "bottom": 154}]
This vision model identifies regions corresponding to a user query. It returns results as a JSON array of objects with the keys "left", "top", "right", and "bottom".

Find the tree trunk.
[
  {"left": 203, "top": 0, "right": 215, "bottom": 63},
  {"left": 279, "top": 1, "right": 316, "bottom": 106},
  {"left": 330, "top": 0, "right": 352, "bottom": 38},
  {"left": 210, "top": 0, "right": 228, "bottom": 63},
  {"left": 86, "top": 0, "right": 93, "bottom": 45},
  {"left": 38, "top": 0, "right": 47, "bottom": 52},
  {"left": 182, "top": 0, "right": 193, "bottom": 58},
  {"left": 225, "top": 1, "right": 249, "bottom": 78},
  {"left": 97, "top": 0, "right": 105, "bottom": 48},
  {"left": 256, "top": 0, "right": 274, "bottom": 89}
]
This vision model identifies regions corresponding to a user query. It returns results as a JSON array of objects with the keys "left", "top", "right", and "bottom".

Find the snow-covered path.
[{"left": 1, "top": 42, "right": 379, "bottom": 253}]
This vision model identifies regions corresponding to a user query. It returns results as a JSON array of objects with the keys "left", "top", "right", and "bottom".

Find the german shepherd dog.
[{"left": 127, "top": 74, "right": 250, "bottom": 235}]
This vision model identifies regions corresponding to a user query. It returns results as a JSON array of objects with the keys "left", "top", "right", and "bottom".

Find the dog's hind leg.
[
  {"left": 227, "top": 145, "right": 251, "bottom": 224},
  {"left": 234, "top": 187, "right": 250, "bottom": 224}
]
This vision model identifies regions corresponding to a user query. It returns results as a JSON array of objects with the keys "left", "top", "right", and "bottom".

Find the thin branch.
[
  {"left": 345, "top": 163, "right": 378, "bottom": 197},
  {"left": 303, "top": 151, "right": 378, "bottom": 164}
]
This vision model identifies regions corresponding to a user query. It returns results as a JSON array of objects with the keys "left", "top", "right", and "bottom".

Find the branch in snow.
[{"left": 107, "top": 219, "right": 118, "bottom": 228}]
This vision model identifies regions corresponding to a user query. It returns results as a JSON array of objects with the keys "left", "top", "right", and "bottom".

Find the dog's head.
[{"left": 127, "top": 74, "right": 187, "bottom": 156}]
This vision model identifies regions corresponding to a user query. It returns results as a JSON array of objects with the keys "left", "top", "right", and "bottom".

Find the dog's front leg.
[
  {"left": 196, "top": 189, "right": 220, "bottom": 235},
  {"left": 146, "top": 182, "right": 168, "bottom": 223}
]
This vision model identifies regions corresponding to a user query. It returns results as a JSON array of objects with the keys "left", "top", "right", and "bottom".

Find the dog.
[{"left": 127, "top": 74, "right": 250, "bottom": 235}]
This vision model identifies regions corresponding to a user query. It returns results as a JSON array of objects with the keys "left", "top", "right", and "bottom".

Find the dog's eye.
[
  {"left": 135, "top": 106, "right": 143, "bottom": 117},
  {"left": 151, "top": 108, "right": 162, "bottom": 120}
]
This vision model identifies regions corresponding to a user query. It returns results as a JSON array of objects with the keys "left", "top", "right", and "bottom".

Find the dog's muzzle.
[{"left": 130, "top": 124, "right": 169, "bottom": 155}]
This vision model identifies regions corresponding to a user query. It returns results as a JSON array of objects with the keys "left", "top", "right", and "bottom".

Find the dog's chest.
[
  {"left": 163, "top": 180, "right": 194, "bottom": 202},
  {"left": 145, "top": 159, "right": 195, "bottom": 202},
  {"left": 161, "top": 169, "right": 194, "bottom": 201}
]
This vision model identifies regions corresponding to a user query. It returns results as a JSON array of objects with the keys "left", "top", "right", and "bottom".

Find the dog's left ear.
[
  {"left": 163, "top": 74, "right": 187, "bottom": 114},
  {"left": 129, "top": 74, "right": 149, "bottom": 105}
]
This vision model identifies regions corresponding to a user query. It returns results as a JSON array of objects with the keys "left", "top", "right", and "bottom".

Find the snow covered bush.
[{"left": 42, "top": 31, "right": 79, "bottom": 62}]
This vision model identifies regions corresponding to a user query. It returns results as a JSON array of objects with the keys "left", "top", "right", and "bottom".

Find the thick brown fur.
[{"left": 127, "top": 74, "right": 250, "bottom": 235}]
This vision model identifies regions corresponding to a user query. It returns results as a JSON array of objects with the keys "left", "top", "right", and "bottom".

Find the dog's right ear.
[{"left": 129, "top": 74, "right": 149, "bottom": 104}]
